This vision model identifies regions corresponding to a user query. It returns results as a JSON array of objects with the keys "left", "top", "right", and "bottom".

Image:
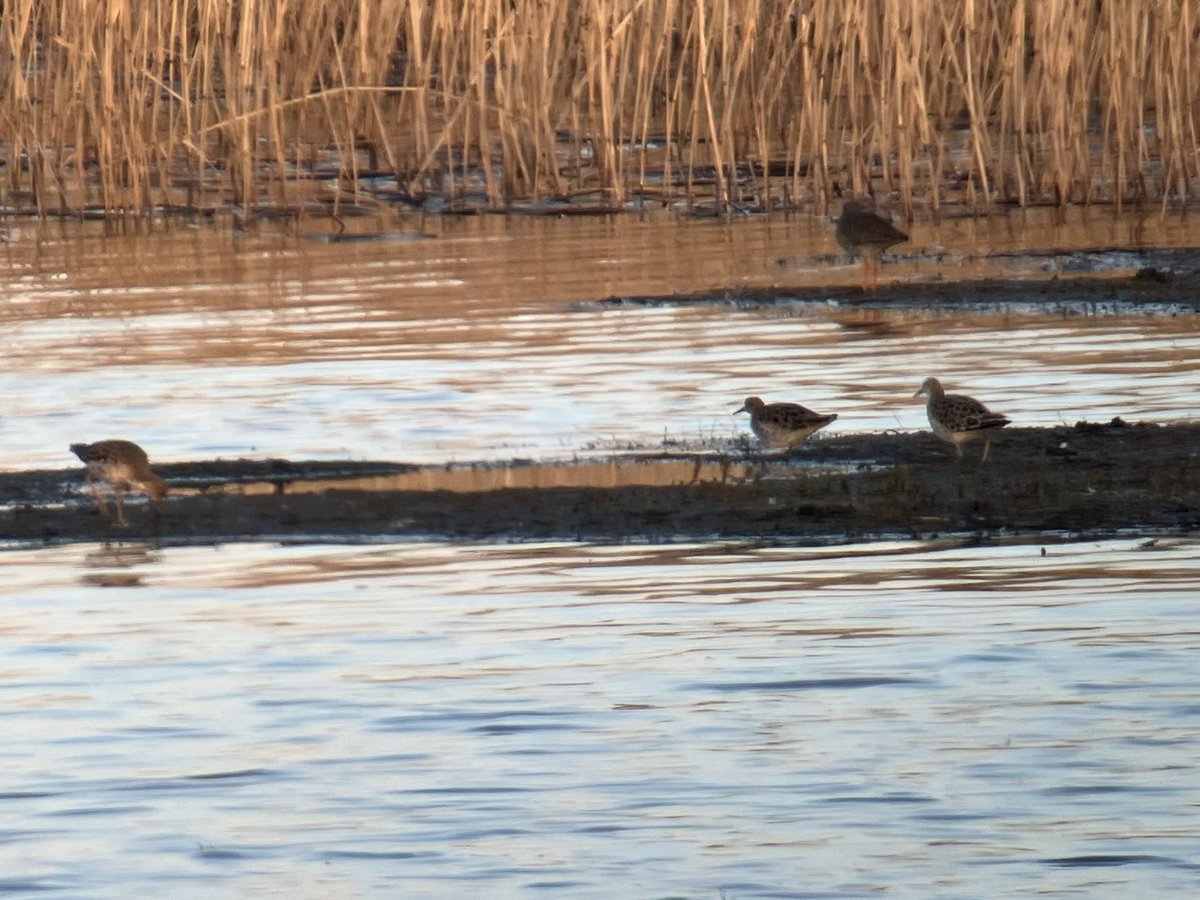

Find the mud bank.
[
  {"left": 1, "top": 420, "right": 1196, "bottom": 548},
  {"left": 597, "top": 247, "right": 1200, "bottom": 314}
]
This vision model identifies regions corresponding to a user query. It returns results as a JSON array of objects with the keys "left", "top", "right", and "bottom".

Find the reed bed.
[{"left": 1, "top": 0, "right": 1197, "bottom": 220}]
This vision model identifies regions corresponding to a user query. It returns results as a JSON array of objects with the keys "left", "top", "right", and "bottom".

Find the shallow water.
[
  {"left": 2, "top": 211, "right": 1199, "bottom": 896},
  {"left": 2, "top": 210, "right": 1198, "bottom": 471},
  {"left": 2, "top": 536, "right": 1198, "bottom": 897}
]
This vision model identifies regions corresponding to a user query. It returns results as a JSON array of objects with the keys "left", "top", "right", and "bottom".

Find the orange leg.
[{"left": 862, "top": 257, "right": 881, "bottom": 290}]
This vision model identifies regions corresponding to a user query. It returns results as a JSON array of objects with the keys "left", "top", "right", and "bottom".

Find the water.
[
  {"left": 2, "top": 210, "right": 1199, "bottom": 896},
  {"left": 2, "top": 212, "right": 1198, "bottom": 471},
  {"left": 2, "top": 537, "right": 1198, "bottom": 897}
]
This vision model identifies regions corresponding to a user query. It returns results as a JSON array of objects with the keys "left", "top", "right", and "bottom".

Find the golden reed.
[{"left": 1, "top": 0, "right": 1196, "bottom": 219}]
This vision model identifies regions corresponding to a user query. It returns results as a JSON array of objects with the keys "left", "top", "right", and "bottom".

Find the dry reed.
[{"left": 1, "top": 0, "right": 1197, "bottom": 220}]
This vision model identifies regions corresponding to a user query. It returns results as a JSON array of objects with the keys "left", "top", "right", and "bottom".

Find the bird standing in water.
[
  {"left": 735, "top": 396, "right": 838, "bottom": 449},
  {"left": 70, "top": 439, "right": 168, "bottom": 526},
  {"left": 914, "top": 377, "right": 1011, "bottom": 462},
  {"left": 835, "top": 199, "right": 909, "bottom": 289}
]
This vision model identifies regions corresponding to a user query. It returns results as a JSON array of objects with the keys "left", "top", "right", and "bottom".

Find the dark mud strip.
[
  {"left": 1, "top": 421, "right": 1197, "bottom": 548},
  {"left": 595, "top": 254, "right": 1200, "bottom": 314}
]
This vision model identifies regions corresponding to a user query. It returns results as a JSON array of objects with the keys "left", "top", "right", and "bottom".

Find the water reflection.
[
  {"left": 171, "top": 456, "right": 762, "bottom": 499},
  {"left": 1, "top": 213, "right": 1198, "bottom": 473},
  {"left": 1, "top": 537, "right": 1197, "bottom": 896},
  {"left": 76, "top": 543, "right": 161, "bottom": 587}
]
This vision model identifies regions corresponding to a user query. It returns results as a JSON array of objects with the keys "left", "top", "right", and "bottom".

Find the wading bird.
[
  {"left": 914, "top": 377, "right": 1011, "bottom": 462},
  {"left": 70, "top": 439, "right": 168, "bottom": 526},
  {"left": 835, "top": 199, "right": 908, "bottom": 289},
  {"left": 735, "top": 396, "right": 838, "bottom": 449}
]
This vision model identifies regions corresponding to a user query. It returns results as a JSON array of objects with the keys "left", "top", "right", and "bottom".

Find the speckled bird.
[
  {"left": 735, "top": 396, "right": 838, "bottom": 449},
  {"left": 70, "top": 439, "right": 168, "bottom": 526},
  {"left": 914, "top": 377, "right": 1011, "bottom": 462},
  {"left": 835, "top": 199, "right": 908, "bottom": 289}
]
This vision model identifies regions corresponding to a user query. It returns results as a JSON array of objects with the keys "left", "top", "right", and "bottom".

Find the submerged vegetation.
[{"left": 1, "top": 0, "right": 1198, "bottom": 220}]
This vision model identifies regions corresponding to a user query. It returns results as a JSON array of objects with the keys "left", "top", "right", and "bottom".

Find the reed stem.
[{"left": 1, "top": 0, "right": 1196, "bottom": 219}]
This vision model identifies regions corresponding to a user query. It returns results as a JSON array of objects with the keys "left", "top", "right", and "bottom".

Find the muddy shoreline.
[
  {"left": 597, "top": 247, "right": 1200, "bottom": 315},
  {"left": 2, "top": 420, "right": 1196, "bottom": 548}
]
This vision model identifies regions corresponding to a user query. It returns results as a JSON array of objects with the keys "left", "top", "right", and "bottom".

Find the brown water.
[{"left": 2, "top": 211, "right": 1199, "bottom": 896}]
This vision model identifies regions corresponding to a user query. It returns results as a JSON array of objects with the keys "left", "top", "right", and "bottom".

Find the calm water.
[
  {"left": 2, "top": 537, "right": 1199, "bottom": 897},
  {"left": 2, "top": 212, "right": 1199, "bottom": 896}
]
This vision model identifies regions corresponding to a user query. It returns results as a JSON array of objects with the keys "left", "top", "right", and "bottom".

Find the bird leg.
[
  {"left": 862, "top": 257, "right": 881, "bottom": 290},
  {"left": 86, "top": 474, "right": 111, "bottom": 522},
  {"left": 112, "top": 489, "right": 129, "bottom": 527},
  {"left": 981, "top": 437, "right": 993, "bottom": 463}
]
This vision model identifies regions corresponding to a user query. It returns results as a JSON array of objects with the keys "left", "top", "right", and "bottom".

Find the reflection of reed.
[
  {"left": 2, "top": 2, "right": 1195, "bottom": 216},
  {"left": 175, "top": 458, "right": 766, "bottom": 497}
]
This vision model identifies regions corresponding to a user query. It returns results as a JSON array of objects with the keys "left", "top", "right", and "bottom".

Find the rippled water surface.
[
  {"left": 2, "top": 211, "right": 1199, "bottom": 896},
  {"left": 2, "top": 537, "right": 1199, "bottom": 897},
  {"left": 2, "top": 209, "right": 1198, "bottom": 470}
]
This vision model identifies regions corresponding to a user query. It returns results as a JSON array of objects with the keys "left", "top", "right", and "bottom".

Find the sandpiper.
[
  {"left": 70, "top": 439, "right": 168, "bottom": 526},
  {"left": 735, "top": 396, "right": 838, "bottom": 449},
  {"left": 914, "top": 377, "right": 1011, "bottom": 462},
  {"left": 835, "top": 199, "right": 908, "bottom": 289}
]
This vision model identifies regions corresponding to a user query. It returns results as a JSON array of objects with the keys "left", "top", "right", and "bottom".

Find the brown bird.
[
  {"left": 914, "top": 377, "right": 1011, "bottom": 462},
  {"left": 70, "top": 439, "right": 168, "bottom": 526},
  {"left": 835, "top": 199, "right": 908, "bottom": 289},
  {"left": 735, "top": 396, "right": 838, "bottom": 449}
]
